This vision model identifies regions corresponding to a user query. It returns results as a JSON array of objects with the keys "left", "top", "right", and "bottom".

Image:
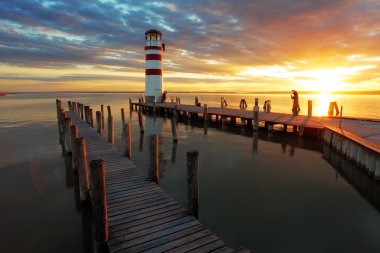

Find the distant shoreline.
[{"left": 3, "top": 90, "right": 380, "bottom": 95}]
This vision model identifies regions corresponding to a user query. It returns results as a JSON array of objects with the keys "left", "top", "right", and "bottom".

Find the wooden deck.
[
  {"left": 68, "top": 111, "right": 235, "bottom": 253},
  {"left": 134, "top": 102, "right": 380, "bottom": 154}
]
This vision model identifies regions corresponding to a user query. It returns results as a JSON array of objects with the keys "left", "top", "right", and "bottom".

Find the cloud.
[{"left": 0, "top": 0, "right": 380, "bottom": 91}]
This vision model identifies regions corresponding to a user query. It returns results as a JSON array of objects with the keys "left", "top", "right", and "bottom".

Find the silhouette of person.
[
  {"left": 291, "top": 90, "right": 300, "bottom": 115},
  {"left": 161, "top": 91, "right": 167, "bottom": 103}
]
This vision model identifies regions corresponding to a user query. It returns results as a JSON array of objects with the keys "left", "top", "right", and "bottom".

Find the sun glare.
[
  {"left": 315, "top": 93, "right": 334, "bottom": 116},
  {"left": 300, "top": 69, "right": 347, "bottom": 92}
]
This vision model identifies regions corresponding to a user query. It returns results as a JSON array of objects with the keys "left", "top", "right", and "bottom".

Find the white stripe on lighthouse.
[{"left": 145, "top": 60, "right": 163, "bottom": 70}]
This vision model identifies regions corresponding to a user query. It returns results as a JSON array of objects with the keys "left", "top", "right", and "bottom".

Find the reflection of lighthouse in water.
[{"left": 145, "top": 29, "right": 164, "bottom": 103}]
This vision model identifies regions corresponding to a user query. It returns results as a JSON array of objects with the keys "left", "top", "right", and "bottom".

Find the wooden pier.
[
  {"left": 132, "top": 100, "right": 380, "bottom": 181},
  {"left": 57, "top": 100, "right": 241, "bottom": 253}
]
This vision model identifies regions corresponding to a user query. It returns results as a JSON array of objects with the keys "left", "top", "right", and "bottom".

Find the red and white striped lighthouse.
[{"left": 145, "top": 29, "right": 164, "bottom": 103}]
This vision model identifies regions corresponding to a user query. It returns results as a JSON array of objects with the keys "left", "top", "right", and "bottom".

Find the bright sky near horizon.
[{"left": 0, "top": 0, "right": 380, "bottom": 93}]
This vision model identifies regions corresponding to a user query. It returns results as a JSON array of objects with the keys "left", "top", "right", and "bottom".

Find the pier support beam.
[
  {"left": 70, "top": 125, "right": 79, "bottom": 171},
  {"left": 253, "top": 98, "right": 259, "bottom": 131},
  {"left": 77, "top": 137, "right": 90, "bottom": 202}
]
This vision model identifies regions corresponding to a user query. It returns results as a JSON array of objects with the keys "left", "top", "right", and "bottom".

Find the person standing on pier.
[{"left": 291, "top": 90, "right": 300, "bottom": 115}]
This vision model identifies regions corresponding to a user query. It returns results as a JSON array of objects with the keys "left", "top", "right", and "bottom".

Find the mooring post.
[
  {"left": 64, "top": 117, "right": 72, "bottom": 154},
  {"left": 203, "top": 104, "right": 208, "bottom": 122},
  {"left": 187, "top": 150, "right": 199, "bottom": 218},
  {"left": 77, "top": 137, "right": 90, "bottom": 202},
  {"left": 108, "top": 116, "right": 114, "bottom": 144},
  {"left": 80, "top": 104, "right": 84, "bottom": 119},
  {"left": 89, "top": 159, "right": 108, "bottom": 245},
  {"left": 138, "top": 111, "right": 144, "bottom": 134},
  {"left": 70, "top": 125, "right": 79, "bottom": 171},
  {"left": 96, "top": 111, "right": 102, "bottom": 133},
  {"left": 107, "top": 105, "right": 112, "bottom": 118},
  {"left": 56, "top": 99, "right": 62, "bottom": 120},
  {"left": 84, "top": 106, "right": 89, "bottom": 124},
  {"left": 171, "top": 117, "right": 178, "bottom": 143},
  {"left": 68, "top": 101, "right": 72, "bottom": 111},
  {"left": 123, "top": 123, "right": 132, "bottom": 159},
  {"left": 129, "top": 98, "right": 132, "bottom": 111},
  {"left": 101, "top": 104, "right": 104, "bottom": 130},
  {"left": 308, "top": 100, "right": 313, "bottom": 117},
  {"left": 149, "top": 135, "right": 159, "bottom": 183},
  {"left": 121, "top": 108, "right": 125, "bottom": 126},
  {"left": 339, "top": 106, "right": 343, "bottom": 129},
  {"left": 253, "top": 98, "right": 259, "bottom": 131},
  {"left": 89, "top": 108, "right": 94, "bottom": 127},
  {"left": 59, "top": 109, "right": 65, "bottom": 144}
]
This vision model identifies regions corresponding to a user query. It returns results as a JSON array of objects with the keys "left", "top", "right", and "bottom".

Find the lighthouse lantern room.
[{"left": 145, "top": 29, "right": 164, "bottom": 103}]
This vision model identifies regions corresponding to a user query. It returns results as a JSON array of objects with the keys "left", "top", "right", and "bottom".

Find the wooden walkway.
[
  {"left": 134, "top": 102, "right": 380, "bottom": 153},
  {"left": 68, "top": 111, "right": 236, "bottom": 253}
]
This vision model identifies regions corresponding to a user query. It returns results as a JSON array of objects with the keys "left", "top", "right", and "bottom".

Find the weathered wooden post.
[
  {"left": 101, "top": 104, "right": 105, "bottom": 130},
  {"left": 64, "top": 117, "right": 72, "bottom": 154},
  {"left": 72, "top": 102, "right": 77, "bottom": 114},
  {"left": 84, "top": 106, "right": 89, "bottom": 124},
  {"left": 153, "top": 101, "right": 156, "bottom": 114},
  {"left": 253, "top": 98, "right": 259, "bottom": 131},
  {"left": 122, "top": 123, "right": 132, "bottom": 159},
  {"left": 308, "top": 100, "right": 313, "bottom": 117},
  {"left": 68, "top": 101, "right": 72, "bottom": 111},
  {"left": 187, "top": 150, "right": 199, "bottom": 218},
  {"left": 149, "top": 135, "right": 159, "bottom": 183},
  {"left": 339, "top": 106, "right": 343, "bottom": 129},
  {"left": 195, "top": 96, "right": 199, "bottom": 106},
  {"left": 108, "top": 116, "right": 114, "bottom": 144},
  {"left": 70, "top": 125, "right": 79, "bottom": 171},
  {"left": 107, "top": 105, "right": 112, "bottom": 118},
  {"left": 89, "top": 108, "right": 94, "bottom": 127},
  {"left": 80, "top": 104, "right": 84, "bottom": 119},
  {"left": 171, "top": 117, "right": 178, "bottom": 143},
  {"left": 203, "top": 104, "right": 208, "bottom": 122},
  {"left": 77, "top": 137, "right": 90, "bottom": 202},
  {"left": 138, "top": 111, "right": 144, "bottom": 134},
  {"left": 56, "top": 99, "right": 62, "bottom": 119},
  {"left": 129, "top": 98, "right": 132, "bottom": 111},
  {"left": 96, "top": 111, "right": 102, "bottom": 133},
  {"left": 59, "top": 109, "right": 65, "bottom": 144},
  {"left": 121, "top": 108, "right": 125, "bottom": 125},
  {"left": 89, "top": 159, "right": 108, "bottom": 245}
]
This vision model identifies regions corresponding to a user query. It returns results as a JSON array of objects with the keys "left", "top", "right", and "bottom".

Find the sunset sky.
[{"left": 1, "top": 0, "right": 380, "bottom": 93}]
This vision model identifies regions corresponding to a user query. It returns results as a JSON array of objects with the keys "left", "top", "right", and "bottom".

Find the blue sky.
[{"left": 1, "top": 0, "right": 380, "bottom": 92}]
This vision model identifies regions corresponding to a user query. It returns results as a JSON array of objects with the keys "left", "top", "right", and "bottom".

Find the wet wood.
[
  {"left": 77, "top": 137, "right": 90, "bottom": 201},
  {"left": 187, "top": 151, "right": 199, "bottom": 218}
]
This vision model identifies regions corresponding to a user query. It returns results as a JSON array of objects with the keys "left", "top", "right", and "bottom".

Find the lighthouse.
[{"left": 145, "top": 29, "right": 164, "bottom": 103}]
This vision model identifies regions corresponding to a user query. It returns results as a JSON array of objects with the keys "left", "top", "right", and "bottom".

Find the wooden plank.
[{"left": 164, "top": 235, "right": 224, "bottom": 253}]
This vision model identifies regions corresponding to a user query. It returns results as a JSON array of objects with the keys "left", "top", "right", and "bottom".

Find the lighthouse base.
[{"left": 145, "top": 96, "right": 155, "bottom": 103}]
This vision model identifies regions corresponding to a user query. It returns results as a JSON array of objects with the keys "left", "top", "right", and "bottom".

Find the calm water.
[{"left": 1, "top": 92, "right": 380, "bottom": 253}]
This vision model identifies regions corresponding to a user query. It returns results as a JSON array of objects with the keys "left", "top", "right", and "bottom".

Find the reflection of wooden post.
[
  {"left": 96, "top": 111, "right": 102, "bottom": 133},
  {"left": 70, "top": 125, "right": 79, "bottom": 171},
  {"left": 171, "top": 117, "right": 178, "bottom": 143},
  {"left": 89, "top": 159, "right": 108, "bottom": 244},
  {"left": 253, "top": 98, "right": 259, "bottom": 131},
  {"left": 149, "top": 135, "right": 159, "bottom": 183},
  {"left": 123, "top": 123, "right": 132, "bottom": 159},
  {"left": 308, "top": 100, "right": 312, "bottom": 117},
  {"left": 108, "top": 116, "right": 114, "bottom": 144},
  {"left": 77, "top": 137, "right": 89, "bottom": 201},
  {"left": 203, "top": 104, "right": 208, "bottom": 122},
  {"left": 138, "top": 111, "right": 144, "bottom": 134},
  {"left": 187, "top": 151, "right": 199, "bottom": 218}
]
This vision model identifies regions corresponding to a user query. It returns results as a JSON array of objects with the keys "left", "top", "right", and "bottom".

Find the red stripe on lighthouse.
[
  {"left": 146, "top": 54, "right": 162, "bottom": 61},
  {"left": 145, "top": 46, "right": 162, "bottom": 51},
  {"left": 146, "top": 69, "right": 162, "bottom": 75}
]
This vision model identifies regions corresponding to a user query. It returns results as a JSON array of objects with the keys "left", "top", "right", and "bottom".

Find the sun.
[{"left": 300, "top": 69, "right": 347, "bottom": 92}]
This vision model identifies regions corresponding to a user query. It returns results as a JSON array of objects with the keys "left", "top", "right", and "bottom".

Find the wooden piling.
[
  {"left": 84, "top": 106, "right": 89, "bottom": 124},
  {"left": 187, "top": 150, "right": 199, "bottom": 218},
  {"left": 89, "top": 108, "right": 94, "bottom": 127},
  {"left": 80, "top": 104, "right": 84, "bottom": 119},
  {"left": 129, "top": 98, "right": 132, "bottom": 111},
  {"left": 339, "top": 106, "right": 343, "bottom": 129},
  {"left": 122, "top": 123, "right": 132, "bottom": 159},
  {"left": 96, "top": 111, "right": 102, "bottom": 133},
  {"left": 56, "top": 99, "right": 62, "bottom": 120},
  {"left": 77, "top": 137, "right": 90, "bottom": 202},
  {"left": 101, "top": 104, "right": 105, "bottom": 130},
  {"left": 108, "top": 116, "right": 114, "bottom": 144},
  {"left": 89, "top": 159, "right": 108, "bottom": 244},
  {"left": 138, "top": 111, "right": 144, "bottom": 134},
  {"left": 70, "top": 125, "right": 79, "bottom": 171},
  {"left": 203, "top": 104, "right": 208, "bottom": 122},
  {"left": 68, "top": 101, "right": 72, "bottom": 111},
  {"left": 253, "top": 98, "right": 259, "bottom": 131},
  {"left": 308, "top": 100, "right": 312, "bottom": 117},
  {"left": 64, "top": 117, "right": 72, "bottom": 154},
  {"left": 121, "top": 108, "right": 125, "bottom": 125},
  {"left": 171, "top": 117, "right": 178, "bottom": 143},
  {"left": 107, "top": 105, "right": 112, "bottom": 118},
  {"left": 149, "top": 135, "right": 159, "bottom": 183}
]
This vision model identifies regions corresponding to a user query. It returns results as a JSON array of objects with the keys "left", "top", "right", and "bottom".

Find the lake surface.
[{"left": 1, "top": 92, "right": 380, "bottom": 253}]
